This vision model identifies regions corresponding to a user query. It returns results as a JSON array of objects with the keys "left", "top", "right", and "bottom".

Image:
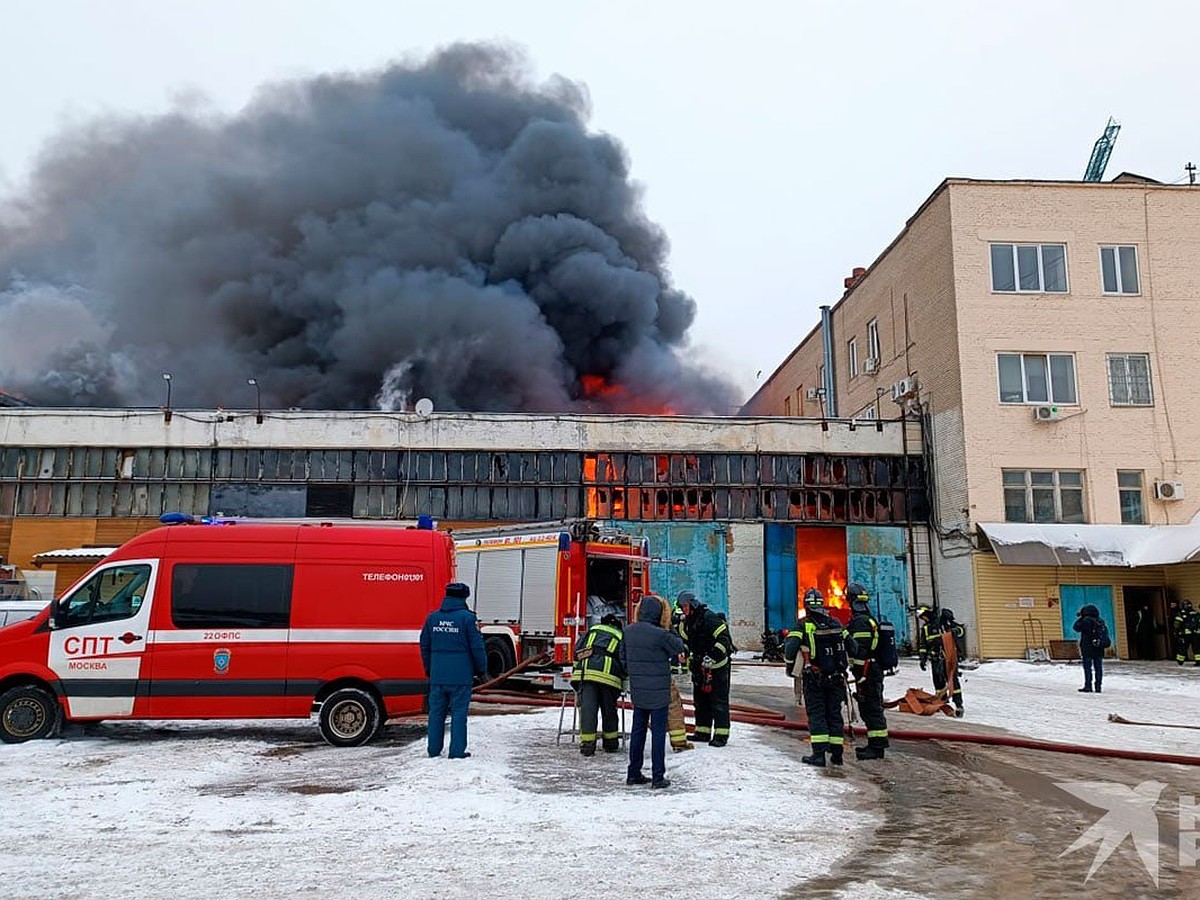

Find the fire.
[
  {"left": 795, "top": 525, "right": 851, "bottom": 625},
  {"left": 578, "top": 374, "right": 677, "bottom": 415}
]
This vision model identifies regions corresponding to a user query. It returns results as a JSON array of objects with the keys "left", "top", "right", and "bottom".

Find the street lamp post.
[
  {"left": 162, "top": 373, "right": 173, "bottom": 423},
  {"left": 247, "top": 377, "right": 262, "bottom": 424}
]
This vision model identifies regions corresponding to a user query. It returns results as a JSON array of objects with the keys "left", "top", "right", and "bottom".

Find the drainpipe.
[{"left": 820, "top": 305, "right": 837, "bottom": 417}]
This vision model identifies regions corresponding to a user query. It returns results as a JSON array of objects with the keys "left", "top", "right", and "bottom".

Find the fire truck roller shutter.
[
  {"left": 474, "top": 549, "right": 523, "bottom": 623},
  {"left": 520, "top": 547, "right": 559, "bottom": 633},
  {"left": 457, "top": 551, "right": 480, "bottom": 610}
]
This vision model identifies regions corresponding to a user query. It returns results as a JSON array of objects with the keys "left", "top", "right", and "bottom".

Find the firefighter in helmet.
[
  {"left": 677, "top": 590, "right": 734, "bottom": 747},
  {"left": 571, "top": 613, "right": 625, "bottom": 756},
  {"left": 1173, "top": 599, "right": 1199, "bottom": 666},
  {"left": 784, "top": 588, "right": 850, "bottom": 767},
  {"left": 917, "top": 605, "right": 964, "bottom": 717},
  {"left": 845, "top": 583, "right": 888, "bottom": 760}
]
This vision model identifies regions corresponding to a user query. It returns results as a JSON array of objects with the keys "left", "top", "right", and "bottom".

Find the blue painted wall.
[
  {"left": 846, "top": 525, "right": 910, "bottom": 646},
  {"left": 765, "top": 524, "right": 799, "bottom": 632},
  {"left": 610, "top": 522, "right": 729, "bottom": 615}
]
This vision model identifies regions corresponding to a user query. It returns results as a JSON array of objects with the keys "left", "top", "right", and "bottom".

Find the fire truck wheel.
[
  {"left": 318, "top": 687, "right": 383, "bottom": 747},
  {"left": 484, "top": 636, "right": 516, "bottom": 681},
  {"left": 0, "top": 685, "right": 59, "bottom": 744}
]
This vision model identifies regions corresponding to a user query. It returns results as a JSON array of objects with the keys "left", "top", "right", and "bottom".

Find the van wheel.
[
  {"left": 485, "top": 636, "right": 516, "bottom": 681},
  {"left": 0, "top": 685, "right": 59, "bottom": 743},
  {"left": 318, "top": 687, "right": 382, "bottom": 747}
]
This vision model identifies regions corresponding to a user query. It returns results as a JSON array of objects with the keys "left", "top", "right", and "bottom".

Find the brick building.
[{"left": 744, "top": 176, "right": 1200, "bottom": 659}]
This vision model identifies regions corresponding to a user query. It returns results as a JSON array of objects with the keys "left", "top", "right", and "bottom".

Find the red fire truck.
[
  {"left": 453, "top": 520, "right": 651, "bottom": 686},
  {"left": 0, "top": 516, "right": 456, "bottom": 746}
]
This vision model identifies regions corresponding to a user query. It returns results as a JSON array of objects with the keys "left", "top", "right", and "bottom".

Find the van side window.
[
  {"left": 60, "top": 565, "right": 152, "bottom": 628},
  {"left": 171, "top": 564, "right": 293, "bottom": 629}
]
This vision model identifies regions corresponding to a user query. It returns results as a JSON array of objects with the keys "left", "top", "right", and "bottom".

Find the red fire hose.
[{"left": 470, "top": 691, "right": 1200, "bottom": 767}]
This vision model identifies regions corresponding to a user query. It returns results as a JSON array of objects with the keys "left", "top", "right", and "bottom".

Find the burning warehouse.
[{"left": 0, "top": 408, "right": 930, "bottom": 650}]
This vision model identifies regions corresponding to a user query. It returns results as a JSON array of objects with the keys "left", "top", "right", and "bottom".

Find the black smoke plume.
[{"left": 0, "top": 43, "right": 740, "bottom": 414}]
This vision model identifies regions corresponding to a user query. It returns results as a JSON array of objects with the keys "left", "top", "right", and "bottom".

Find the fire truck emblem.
[{"left": 213, "top": 648, "right": 231, "bottom": 674}]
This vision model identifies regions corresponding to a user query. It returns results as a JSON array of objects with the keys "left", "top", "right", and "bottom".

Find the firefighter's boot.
[
  {"left": 801, "top": 749, "right": 827, "bottom": 767},
  {"left": 829, "top": 747, "right": 844, "bottom": 766},
  {"left": 580, "top": 741, "right": 596, "bottom": 757},
  {"left": 671, "top": 740, "right": 695, "bottom": 752},
  {"left": 601, "top": 737, "right": 620, "bottom": 753},
  {"left": 856, "top": 745, "right": 885, "bottom": 761}
]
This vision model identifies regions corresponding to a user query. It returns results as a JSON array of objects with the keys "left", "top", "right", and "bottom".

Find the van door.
[
  {"left": 147, "top": 562, "right": 294, "bottom": 718},
  {"left": 48, "top": 560, "right": 158, "bottom": 718}
]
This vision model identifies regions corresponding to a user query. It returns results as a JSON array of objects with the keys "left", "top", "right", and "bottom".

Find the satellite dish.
[{"left": 414, "top": 398, "right": 434, "bottom": 418}]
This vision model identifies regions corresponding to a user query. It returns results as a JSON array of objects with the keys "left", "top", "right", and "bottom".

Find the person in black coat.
[
  {"left": 619, "top": 594, "right": 686, "bottom": 789},
  {"left": 1072, "top": 603, "right": 1107, "bottom": 693},
  {"left": 677, "top": 591, "right": 735, "bottom": 746}
]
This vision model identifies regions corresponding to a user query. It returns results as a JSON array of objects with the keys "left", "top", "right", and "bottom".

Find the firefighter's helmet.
[
  {"left": 846, "top": 582, "right": 870, "bottom": 612},
  {"left": 915, "top": 605, "right": 935, "bottom": 620},
  {"left": 803, "top": 588, "right": 825, "bottom": 610}
]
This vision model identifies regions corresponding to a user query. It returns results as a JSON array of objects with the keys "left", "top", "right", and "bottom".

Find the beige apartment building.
[{"left": 745, "top": 176, "right": 1200, "bottom": 660}]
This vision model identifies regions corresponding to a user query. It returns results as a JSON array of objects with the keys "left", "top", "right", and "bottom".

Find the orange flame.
[{"left": 579, "top": 374, "right": 677, "bottom": 415}]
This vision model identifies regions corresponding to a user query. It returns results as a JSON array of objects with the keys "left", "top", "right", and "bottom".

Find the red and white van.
[{"left": 0, "top": 516, "right": 456, "bottom": 746}]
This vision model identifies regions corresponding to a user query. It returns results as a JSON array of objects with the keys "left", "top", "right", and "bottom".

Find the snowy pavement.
[
  {"left": 0, "top": 708, "right": 877, "bottom": 900},
  {"left": 734, "top": 657, "right": 1200, "bottom": 757}
]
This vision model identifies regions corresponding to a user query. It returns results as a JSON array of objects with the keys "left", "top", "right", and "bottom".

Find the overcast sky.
[{"left": 2, "top": 1, "right": 1197, "bottom": 400}]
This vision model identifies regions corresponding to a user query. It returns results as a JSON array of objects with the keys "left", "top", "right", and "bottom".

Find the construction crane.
[{"left": 1083, "top": 117, "right": 1121, "bottom": 181}]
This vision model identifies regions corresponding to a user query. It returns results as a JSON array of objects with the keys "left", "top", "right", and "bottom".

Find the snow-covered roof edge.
[{"left": 977, "top": 522, "right": 1200, "bottom": 567}]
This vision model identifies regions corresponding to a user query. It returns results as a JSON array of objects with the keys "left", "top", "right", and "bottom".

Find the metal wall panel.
[
  {"left": 613, "top": 522, "right": 729, "bottom": 616},
  {"left": 847, "top": 525, "right": 910, "bottom": 646},
  {"left": 764, "top": 524, "right": 799, "bottom": 633}
]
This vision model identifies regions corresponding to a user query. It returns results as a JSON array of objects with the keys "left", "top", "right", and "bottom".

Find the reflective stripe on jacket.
[{"left": 572, "top": 623, "right": 625, "bottom": 689}]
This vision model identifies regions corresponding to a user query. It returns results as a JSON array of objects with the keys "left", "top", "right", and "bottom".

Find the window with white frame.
[
  {"left": 867, "top": 319, "right": 881, "bottom": 363},
  {"left": 862, "top": 406, "right": 877, "bottom": 420},
  {"left": 1117, "top": 470, "right": 1145, "bottom": 524},
  {"left": 1100, "top": 245, "right": 1140, "bottom": 294},
  {"left": 1106, "top": 353, "right": 1152, "bottom": 407},
  {"left": 990, "top": 243, "right": 1068, "bottom": 293},
  {"left": 1003, "top": 469, "right": 1086, "bottom": 523},
  {"left": 997, "top": 353, "right": 1077, "bottom": 404},
  {"left": 848, "top": 338, "right": 859, "bottom": 378}
]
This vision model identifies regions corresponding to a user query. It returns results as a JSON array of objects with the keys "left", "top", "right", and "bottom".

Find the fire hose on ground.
[{"left": 468, "top": 687, "right": 1200, "bottom": 768}]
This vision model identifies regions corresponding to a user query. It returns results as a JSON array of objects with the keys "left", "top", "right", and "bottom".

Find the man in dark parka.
[{"left": 619, "top": 594, "right": 686, "bottom": 789}]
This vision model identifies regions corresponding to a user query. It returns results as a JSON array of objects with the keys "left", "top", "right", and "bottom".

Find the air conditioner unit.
[
  {"left": 805, "top": 387, "right": 823, "bottom": 401},
  {"left": 1032, "top": 405, "right": 1062, "bottom": 423},
  {"left": 1154, "top": 480, "right": 1185, "bottom": 501},
  {"left": 890, "top": 377, "right": 917, "bottom": 403},
  {"left": 862, "top": 357, "right": 879, "bottom": 374}
]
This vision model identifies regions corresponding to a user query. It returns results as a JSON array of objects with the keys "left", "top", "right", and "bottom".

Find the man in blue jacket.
[
  {"left": 619, "top": 594, "right": 687, "bottom": 789},
  {"left": 420, "top": 582, "right": 487, "bottom": 759}
]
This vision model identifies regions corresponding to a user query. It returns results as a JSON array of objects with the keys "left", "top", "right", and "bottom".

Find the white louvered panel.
[
  {"left": 456, "top": 550, "right": 480, "bottom": 610},
  {"left": 520, "top": 547, "right": 560, "bottom": 633},
  {"left": 473, "top": 549, "right": 523, "bottom": 623}
]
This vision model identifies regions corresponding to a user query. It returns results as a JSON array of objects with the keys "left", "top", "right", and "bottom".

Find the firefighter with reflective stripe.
[
  {"left": 1172, "top": 600, "right": 1199, "bottom": 666},
  {"left": 571, "top": 614, "right": 626, "bottom": 756},
  {"left": 784, "top": 589, "right": 849, "bottom": 767},
  {"left": 678, "top": 590, "right": 733, "bottom": 747},
  {"left": 845, "top": 582, "right": 888, "bottom": 761},
  {"left": 917, "top": 606, "right": 964, "bottom": 717}
]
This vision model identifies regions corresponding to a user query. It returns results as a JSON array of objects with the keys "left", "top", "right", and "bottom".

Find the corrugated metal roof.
[{"left": 31, "top": 547, "right": 118, "bottom": 562}]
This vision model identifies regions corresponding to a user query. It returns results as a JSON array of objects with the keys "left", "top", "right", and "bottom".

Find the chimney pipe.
[{"left": 820, "top": 305, "right": 837, "bottom": 417}]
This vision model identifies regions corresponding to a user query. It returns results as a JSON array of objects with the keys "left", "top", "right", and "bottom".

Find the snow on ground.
[
  {"left": 0, "top": 708, "right": 875, "bottom": 900},
  {"left": 736, "top": 657, "right": 1200, "bottom": 756}
]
